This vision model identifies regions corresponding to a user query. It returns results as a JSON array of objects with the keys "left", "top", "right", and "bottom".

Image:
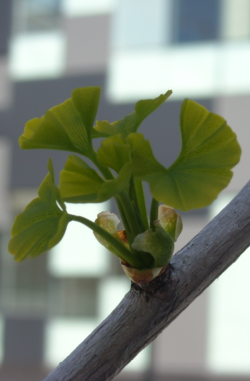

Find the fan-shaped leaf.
[
  {"left": 19, "top": 87, "right": 101, "bottom": 158},
  {"left": 8, "top": 160, "right": 70, "bottom": 261},
  {"left": 97, "top": 134, "right": 130, "bottom": 173},
  {"left": 94, "top": 90, "right": 172, "bottom": 139},
  {"left": 129, "top": 100, "right": 241, "bottom": 211},
  {"left": 60, "top": 155, "right": 133, "bottom": 203}
]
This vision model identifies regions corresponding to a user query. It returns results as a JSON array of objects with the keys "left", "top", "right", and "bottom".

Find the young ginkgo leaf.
[
  {"left": 131, "top": 225, "right": 174, "bottom": 268},
  {"left": 94, "top": 90, "right": 172, "bottom": 139},
  {"left": 129, "top": 100, "right": 241, "bottom": 211},
  {"left": 157, "top": 205, "right": 183, "bottom": 242},
  {"left": 94, "top": 211, "right": 129, "bottom": 253},
  {"left": 8, "top": 159, "right": 70, "bottom": 261},
  {"left": 96, "top": 134, "right": 130, "bottom": 173},
  {"left": 60, "top": 155, "right": 133, "bottom": 203},
  {"left": 19, "top": 87, "right": 101, "bottom": 158}
]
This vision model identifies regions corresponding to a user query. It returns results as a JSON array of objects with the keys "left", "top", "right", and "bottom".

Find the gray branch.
[{"left": 44, "top": 181, "right": 250, "bottom": 381}]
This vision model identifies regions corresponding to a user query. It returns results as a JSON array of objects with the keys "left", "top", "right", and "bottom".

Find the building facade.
[{"left": 0, "top": 1, "right": 250, "bottom": 380}]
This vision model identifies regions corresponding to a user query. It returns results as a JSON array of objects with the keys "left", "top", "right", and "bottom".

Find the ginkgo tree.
[{"left": 8, "top": 86, "right": 241, "bottom": 285}]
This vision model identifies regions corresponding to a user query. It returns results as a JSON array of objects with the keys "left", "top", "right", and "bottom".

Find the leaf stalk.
[{"left": 69, "top": 214, "right": 143, "bottom": 269}]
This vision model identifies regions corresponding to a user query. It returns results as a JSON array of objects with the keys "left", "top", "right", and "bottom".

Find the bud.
[
  {"left": 131, "top": 226, "right": 174, "bottom": 268},
  {"left": 95, "top": 211, "right": 119, "bottom": 234},
  {"left": 94, "top": 211, "right": 130, "bottom": 250},
  {"left": 157, "top": 205, "right": 183, "bottom": 242},
  {"left": 94, "top": 211, "right": 120, "bottom": 249}
]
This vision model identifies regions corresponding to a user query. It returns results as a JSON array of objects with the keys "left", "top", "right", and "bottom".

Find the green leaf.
[
  {"left": 96, "top": 134, "right": 130, "bottom": 173},
  {"left": 98, "top": 162, "right": 133, "bottom": 200},
  {"left": 129, "top": 100, "right": 241, "bottom": 211},
  {"left": 127, "top": 132, "right": 163, "bottom": 177},
  {"left": 71, "top": 87, "right": 101, "bottom": 131},
  {"left": 8, "top": 159, "right": 70, "bottom": 261},
  {"left": 60, "top": 155, "right": 133, "bottom": 203},
  {"left": 19, "top": 87, "right": 101, "bottom": 158},
  {"left": 94, "top": 90, "right": 172, "bottom": 139},
  {"left": 59, "top": 155, "right": 104, "bottom": 203},
  {"left": 91, "top": 129, "right": 109, "bottom": 139},
  {"left": 134, "top": 179, "right": 149, "bottom": 231},
  {"left": 131, "top": 226, "right": 174, "bottom": 268}
]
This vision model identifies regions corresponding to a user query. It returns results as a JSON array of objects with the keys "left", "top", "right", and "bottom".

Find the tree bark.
[{"left": 44, "top": 181, "right": 250, "bottom": 381}]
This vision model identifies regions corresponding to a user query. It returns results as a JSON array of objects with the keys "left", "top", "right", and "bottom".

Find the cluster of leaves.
[{"left": 8, "top": 87, "right": 241, "bottom": 272}]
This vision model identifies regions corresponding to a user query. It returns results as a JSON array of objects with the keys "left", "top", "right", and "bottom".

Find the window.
[
  {"left": 48, "top": 277, "right": 99, "bottom": 317},
  {"left": 175, "top": 0, "right": 220, "bottom": 43},
  {"left": 0, "top": 251, "right": 49, "bottom": 314},
  {"left": 61, "top": 0, "right": 115, "bottom": 17},
  {"left": 9, "top": 31, "right": 66, "bottom": 80},
  {"left": 220, "top": 0, "right": 250, "bottom": 40},
  {"left": 0, "top": 0, "right": 12, "bottom": 55},
  {"left": 13, "top": 0, "right": 61, "bottom": 32},
  {"left": 111, "top": 0, "right": 168, "bottom": 49}
]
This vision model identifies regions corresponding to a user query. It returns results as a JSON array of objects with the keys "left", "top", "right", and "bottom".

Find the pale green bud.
[
  {"left": 94, "top": 211, "right": 129, "bottom": 250},
  {"left": 95, "top": 211, "right": 120, "bottom": 234},
  {"left": 94, "top": 211, "right": 120, "bottom": 249},
  {"left": 157, "top": 205, "right": 183, "bottom": 242},
  {"left": 131, "top": 225, "right": 174, "bottom": 268}
]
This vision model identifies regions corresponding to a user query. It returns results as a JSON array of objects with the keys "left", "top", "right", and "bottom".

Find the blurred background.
[{"left": 0, "top": 0, "right": 250, "bottom": 380}]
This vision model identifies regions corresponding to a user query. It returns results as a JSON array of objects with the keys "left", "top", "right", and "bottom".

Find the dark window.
[
  {"left": 0, "top": 0, "right": 12, "bottom": 55},
  {"left": 48, "top": 277, "right": 99, "bottom": 318},
  {"left": 4, "top": 317, "right": 45, "bottom": 366},
  {"left": 0, "top": 252, "right": 50, "bottom": 314},
  {"left": 175, "top": 0, "right": 220, "bottom": 43},
  {"left": 14, "top": 0, "right": 61, "bottom": 33}
]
